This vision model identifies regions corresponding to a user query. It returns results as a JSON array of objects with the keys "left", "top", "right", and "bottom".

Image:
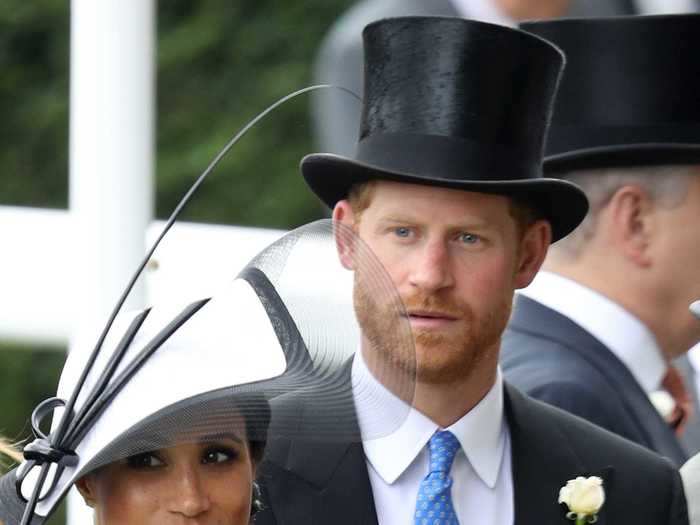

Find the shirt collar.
[
  {"left": 449, "top": 0, "right": 515, "bottom": 26},
  {"left": 352, "top": 353, "right": 507, "bottom": 488},
  {"left": 520, "top": 271, "right": 667, "bottom": 393}
]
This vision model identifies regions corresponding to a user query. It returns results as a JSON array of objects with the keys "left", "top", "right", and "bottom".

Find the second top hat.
[{"left": 522, "top": 14, "right": 700, "bottom": 174}]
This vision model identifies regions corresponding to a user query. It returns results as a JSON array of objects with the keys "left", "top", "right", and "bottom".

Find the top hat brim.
[
  {"left": 543, "top": 143, "right": 700, "bottom": 175},
  {"left": 301, "top": 153, "right": 589, "bottom": 242}
]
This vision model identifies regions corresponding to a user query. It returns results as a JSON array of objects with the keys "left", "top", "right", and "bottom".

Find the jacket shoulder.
[
  {"left": 501, "top": 327, "right": 620, "bottom": 404},
  {"left": 527, "top": 390, "right": 664, "bottom": 463},
  {"left": 509, "top": 387, "right": 688, "bottom": 524}
]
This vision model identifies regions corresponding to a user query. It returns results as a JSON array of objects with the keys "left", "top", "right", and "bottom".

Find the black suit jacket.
[
  {"left": 502, "top": 295, "right": 688, "bottom": 467},
  {"left": 256, "top": 379, "right": 687, "bottom": 525}
]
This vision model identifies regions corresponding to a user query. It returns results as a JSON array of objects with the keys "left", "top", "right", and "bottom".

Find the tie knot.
[{"left": 427, "top": 430, "right": 460, "bottom": 473}]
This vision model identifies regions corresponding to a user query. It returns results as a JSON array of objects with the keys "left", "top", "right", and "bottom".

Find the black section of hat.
[{"left": 521, "top": 14, "right": 700, "bottom": 173}]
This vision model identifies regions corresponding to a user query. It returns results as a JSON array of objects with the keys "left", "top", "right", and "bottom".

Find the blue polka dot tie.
[{"left": 414, "top": 430, "right": 461, "bottom": 525}]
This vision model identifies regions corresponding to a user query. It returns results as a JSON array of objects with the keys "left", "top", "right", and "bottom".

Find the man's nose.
[
  {"left": 408, "top": 239, "right": 454, "bottom": 292},
  {"left": 170, "top": 465, "right": 211, "bottom": 518}
]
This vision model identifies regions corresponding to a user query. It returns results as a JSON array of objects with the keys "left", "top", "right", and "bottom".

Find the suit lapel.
[
  {"left": 675, "top": 354, "right": 700, "bottom": 454},
  {"left": 262, "top": 438, "right": 377, "bottom": 525},
  {"left": 282, "top": 439, "right": 378, "bottom": 525},
  {"left": 509, "top": 295, "right": 687, "bottom": 465},
  {"left": 262, "top": 361, "right": 379, "bottom": 525},
  {"left": 505, "top": 384, "right": 611, "bottom": 525}
]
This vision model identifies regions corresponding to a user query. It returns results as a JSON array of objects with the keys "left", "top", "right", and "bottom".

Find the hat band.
[
  {"left": 547, "top": 123, "right": 700, "bottom": 156},
  {"left": 355, "top": 133, "right": 539, "bottom": 182}
]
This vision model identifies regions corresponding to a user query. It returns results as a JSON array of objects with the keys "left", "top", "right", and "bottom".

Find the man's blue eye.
[
  {"left": 459, "top": 233, "right": 479, "bottom": 244},
  {"left": 394, "top": 227, "right": 411, "bottom": 238}
]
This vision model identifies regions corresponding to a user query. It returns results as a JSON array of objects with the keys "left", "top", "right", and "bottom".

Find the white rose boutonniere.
[{"left": 559, "top": 476, "right": 605, "bottom": 524}]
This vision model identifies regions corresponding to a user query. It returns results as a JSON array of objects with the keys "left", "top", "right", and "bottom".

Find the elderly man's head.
[{"left": 546, "top": 165, "right": 700, "bottom": 357}]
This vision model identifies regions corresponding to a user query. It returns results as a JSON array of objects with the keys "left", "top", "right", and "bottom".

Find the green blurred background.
[{"left": 0, "top": 1, "right": 354, "bottom": 521}]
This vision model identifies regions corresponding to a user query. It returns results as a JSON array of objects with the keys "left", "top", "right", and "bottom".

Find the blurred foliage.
[
  {"left": 155, "top": 0, "right": 354, "bottom": 227},
  {"left": 0, "top": 344, "right": 64, "bottom": 443},
  {"left": 0, "top": 0, "right": 354, "bottom": 226},
  {"left": 0, "top": 0, "right": 354, "bottom": 522},
  {"left": 0, "top": 344, "right": 64, "bottom": 525},
  {"left": 0, "top": 0, "right": 70, "bottom": 209}
]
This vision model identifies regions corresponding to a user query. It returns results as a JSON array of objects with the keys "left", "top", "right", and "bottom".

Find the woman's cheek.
[
  {"left": 93, "top": 469, "right": 163, "bottom": 523},
  {"left": 212, "top": 467, "right": 254, "bottom": 521}
]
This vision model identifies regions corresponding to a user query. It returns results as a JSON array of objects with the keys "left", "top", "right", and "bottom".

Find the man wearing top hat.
[
  {"left": 256, "top": 16, "right": 688, "bottom": 525},
  {"left": 501, "top": 14, "right": 700, "bottom": 467}
]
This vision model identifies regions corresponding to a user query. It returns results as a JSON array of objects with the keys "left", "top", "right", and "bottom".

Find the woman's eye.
[
  {"left": 202, "top": 448, "right": 237, "bottom": 464},
  {"left": 126, "top": 452, "right": 164, "bottom": 469},
  {"left": 458, "top": 232, "right": 480, "bottom": 245}
]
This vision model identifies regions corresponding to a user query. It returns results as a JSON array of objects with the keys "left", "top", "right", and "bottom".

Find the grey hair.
[{"left": 552, "top": 165, "right": 695, "bottom": 259}]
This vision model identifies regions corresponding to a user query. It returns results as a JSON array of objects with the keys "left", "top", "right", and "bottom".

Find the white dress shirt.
[
  {"left": 352, "top": 354, "right": 514, "bottom": 525},
  {"left": 520, "top": 271, "right": 667, "bottom": 393}
]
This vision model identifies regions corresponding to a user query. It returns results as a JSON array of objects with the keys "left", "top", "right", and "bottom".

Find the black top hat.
[
  {"left": 302, "top": 16, "right": 588, "bottom": 242},
  {"left": 521, "top": 14, "right": 700, "bottom": 174}
]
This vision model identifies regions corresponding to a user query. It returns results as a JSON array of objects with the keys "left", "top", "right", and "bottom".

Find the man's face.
[
  {"left": 338, "top": 181, "right": 543, "bottom": 385},
  {"left": 649, "top": 174, "right": 700, "bottom": 351}
]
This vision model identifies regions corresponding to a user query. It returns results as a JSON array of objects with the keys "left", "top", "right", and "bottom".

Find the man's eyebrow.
[
  {"left": 377, "top": 215, "right": 494, "bottom": 230},
  {"left": 376, "top": 214, "right": 418, "bottom": 224}
]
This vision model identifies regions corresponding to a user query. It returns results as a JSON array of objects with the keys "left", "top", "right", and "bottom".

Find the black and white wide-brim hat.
[{"left": 0, "top": 220, "right": 415, "bottom": 525}]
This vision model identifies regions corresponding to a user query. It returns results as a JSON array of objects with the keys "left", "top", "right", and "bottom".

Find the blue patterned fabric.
[{"left": 414, "top": 430, "right": 461, "bottom": 525}]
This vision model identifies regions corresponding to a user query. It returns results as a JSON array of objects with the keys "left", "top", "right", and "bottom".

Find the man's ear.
[
  {"left": 74, "top": 475, "right": 97, "bottom": 508},
  {"left": 332, "top": 200, "right": 357, "bottom": 270},
  {"left": 608, "top": 186, "right": 653, "bottom": 267},
  {"left": 514, "top": 219, "right": 551, "bottom": 289}
]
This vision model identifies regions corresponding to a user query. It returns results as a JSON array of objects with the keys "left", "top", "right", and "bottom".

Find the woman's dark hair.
[
  {"left": 238, "top": 393, "right": 270, "bottom": 465},
  {"left": 237, "top": 393, "right": 270, "bottom": 518}
]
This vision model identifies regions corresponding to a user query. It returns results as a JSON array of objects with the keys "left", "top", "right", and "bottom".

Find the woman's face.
[{"left": 77, "top": 433, "right": 256, "bottom": 525}]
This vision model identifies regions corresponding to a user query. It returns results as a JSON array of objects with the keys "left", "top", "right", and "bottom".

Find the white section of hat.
[
  {"left": 24, "top": 278, "right": 287, "bottom": 515},
  {"left": 275, "top": 232, "right": 359, "bottom": 366}
]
